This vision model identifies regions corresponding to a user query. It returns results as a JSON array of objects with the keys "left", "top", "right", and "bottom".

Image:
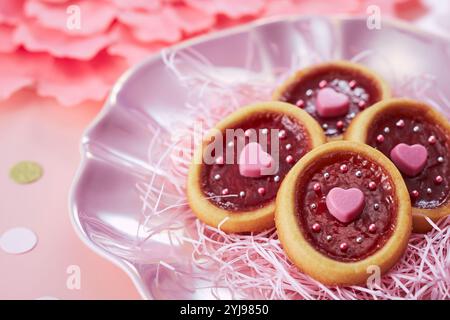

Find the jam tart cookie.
[
  {"left": 346, "top": 98, "right": 450, "bottom": 233},
  {"left": 187, "top": 102, "right": 326, "bottom": 233},
  {"left": 272, "top": 61, "right": 391, "bottom": 140},
  {"left": 276, "top": 141, "right": 411, "bottom": 285}
]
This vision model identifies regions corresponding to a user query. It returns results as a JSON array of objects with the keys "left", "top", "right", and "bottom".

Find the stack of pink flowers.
[{"left": 0, "top": 0, "right": 411, "bottom": 106}]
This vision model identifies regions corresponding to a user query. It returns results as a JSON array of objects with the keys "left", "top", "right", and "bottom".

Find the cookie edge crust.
[
  {"left": 272, "top": 60, "right": 392, "bottom": 140},
  {"left": 275, "top": 141, "right": 411, "bottom": 286},
  {"left": 345, "top": 98, "right": 450, "bottom": 233},
  {"left": 187, "top": 101, "right": 326, "bottom": 233}
]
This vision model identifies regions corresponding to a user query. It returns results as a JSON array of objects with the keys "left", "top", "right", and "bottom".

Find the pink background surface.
[
  {"left": 0, "top": 90, "right": 139, "bottom": 299},
  {"left": 0, "top": 0, "right": 448, "bottom": 300}
]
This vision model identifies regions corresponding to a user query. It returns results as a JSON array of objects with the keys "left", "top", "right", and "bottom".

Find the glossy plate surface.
[{"left": 70, "top": 16, "right": 450, "bottom": 299}]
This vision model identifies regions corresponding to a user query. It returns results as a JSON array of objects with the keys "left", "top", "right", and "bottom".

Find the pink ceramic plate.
[{"left": 70, "top": 16, "right": 450, "bottom": 299}]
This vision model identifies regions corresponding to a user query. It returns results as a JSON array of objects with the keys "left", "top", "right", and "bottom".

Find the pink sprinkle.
[
  {"left": 319, "top": 80, "right": 327, "bottom": 88},
  {"left": 435, "top": 176, "right": 443, "bottom": 184},
  {"left": 368, "top": 223, "right": 377, "bottom": 233},
  {"left": 340, "top": 164, "right": 348, "bottom": 173},
  {"left": 349, "top": 80, "right": 357, "bottom": 88},
  {"left": 376, "top": 134, "right": 384, "bottom": 143},
  {"left": 428, "top": 136, "right": 437, "bottom": 144},
  {"left": 222, "top": 188, "right": 229, "bottom": 195},
  {"left": 396, "top": 119, "right": 405, "bottom": 128},
  {"left": 286, "top": 155, "right": 294, "bottom": 164},
  {"left": 215, "top": 156, "right": 224, "bottom": 165},
  {"left": 336, "top": 120, "right": 344, "bottom": 130},
  {"left": 358, "top": 100, "right": 366, "bottom": 109},
  {"left": 368, "top": 181, "right": 377, "bottom": 190},
  {"left": 278, "top": 130, "right": 286, "bottom": 139},
  {"left": 313, "top": 183, "right": 321, "bottom": 192},
  {"left": 257, "top": 187, "right": 266, "bottom": 196},
  {"left": 339, "top": 242, "right": 348, "bottom": 252},
  {"left": 296, "top": 99, "right": 305, "bottom": 108},
  {"left": 411, "top": 190, "right": 419, "bottom": 198},
  {"left": 312, "top": 223, "right": 321, "bottom": 232}
]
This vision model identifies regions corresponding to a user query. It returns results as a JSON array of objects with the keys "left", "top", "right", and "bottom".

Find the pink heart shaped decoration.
[
  {"left": 325, "top": 187, "right": 365, "bottom": 223},
  {"left": 316, "top": 87, "right": 350, "bottom": 118},
  {"left": 390, "top": 143, "right": 428, "bottom": 177},
  {"left": 238, "top": 142, "right": 274, "bottom": 178}
]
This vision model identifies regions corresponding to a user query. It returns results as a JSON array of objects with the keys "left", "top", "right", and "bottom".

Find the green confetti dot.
[{"left": 9, "top": 161, "right": 43, "bottom": 184}]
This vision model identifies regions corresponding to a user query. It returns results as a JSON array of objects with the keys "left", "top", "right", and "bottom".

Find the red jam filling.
[
  {"left": 295, "top": 152, "right": 397, "bottom": 262},
  {"left": 367, "top": 113, "right": 450, "bottom": 209},
  {"left": 201, "top": 112, "right": 311, "bottom": 212},
  {"left": 278, "top": 68, "right": 382, "bottom": 137}
]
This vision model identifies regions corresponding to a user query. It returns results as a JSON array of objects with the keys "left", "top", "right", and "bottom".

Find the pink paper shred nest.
[
  {"left": 0, "top": 0, "right": 414, "bottom": 106},
  {"left": 135, "top": 45, "right": 450, "bottom": 300}
]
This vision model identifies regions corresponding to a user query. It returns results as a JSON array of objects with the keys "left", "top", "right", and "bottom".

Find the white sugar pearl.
[{"left": 278, "top": 130, "right": 287, "bottom": 138}]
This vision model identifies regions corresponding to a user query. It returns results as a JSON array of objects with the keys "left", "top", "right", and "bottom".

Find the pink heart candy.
[
  {"left": 326, "top": 187, "right": 365, "bottom": 223},
  {"left": 390, "top": 143, "right": 428, "bottom": 177},
  {"left": 238, "top": 142, "right": 274, "bottom": 178},
  {"left": 316, "top": 87, "right": 350, "bottom": 118}
]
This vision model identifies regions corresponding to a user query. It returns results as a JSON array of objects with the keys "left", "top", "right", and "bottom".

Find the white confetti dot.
[
  {"left": 36, "top": 296, "right": 59, "bottom": 300},
  {"left": 0, "top": 227, "right": 37, "bottom": 254}
]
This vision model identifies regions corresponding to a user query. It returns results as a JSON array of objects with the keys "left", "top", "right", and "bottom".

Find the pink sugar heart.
[
  {"left": 238, "top": 142, "right": 273, "bottom": 178},
  {"left": 316, "top": 87, "right": 350, "bottom": 118},
  {"left": 390, "top": 143, "right": 428, "bottom": 177},
  {"left": 326, "top": 187, "right": 365, "bottom": 223}
]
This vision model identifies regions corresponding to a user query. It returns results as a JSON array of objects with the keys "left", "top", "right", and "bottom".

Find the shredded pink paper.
[{"left": 135, "top": 45, "right": 450, "bottom": 300}]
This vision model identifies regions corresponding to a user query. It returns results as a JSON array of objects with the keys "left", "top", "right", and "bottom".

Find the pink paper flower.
[
  {"left": 0, "top": 0, "right": 418, "bottom": 106},
  {"left": 14, "top": 20, "right": 116, "bottom": 59},
  {"left": 117, "top": 9, "right": 183, "bottom": 43},
  {"left": 25, "top": 0, "right": 117, "bottom": 35},
  {"left": 0, "top": 25, "right": 17, "bottom": 52},
  {"left": 0, "top": 0, "right": 24, "bottom": 25},
  {"left": 185, "top": 0, "right": 266, "bottom": 18}
]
